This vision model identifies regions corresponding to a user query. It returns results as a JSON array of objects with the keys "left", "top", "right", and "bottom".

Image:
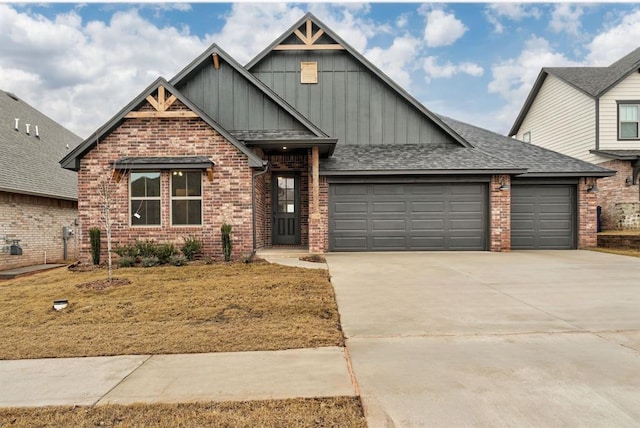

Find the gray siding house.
[
  {"left": 61, "top": 13, "right": 612, "bottom": 262},
  {"left": 1, "top": 89, "right": 81, "bottom": 270}
]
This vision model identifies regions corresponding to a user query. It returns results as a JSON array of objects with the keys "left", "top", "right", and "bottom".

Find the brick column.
[
  {"left": 308, "top": 146, "right": 325, "bottom": 253},
  {"left": 578, "top": 178, "right": 598, "bottom": 248},
  {"left": 490, "top": 175, "right": 511, "bottom": 252}
]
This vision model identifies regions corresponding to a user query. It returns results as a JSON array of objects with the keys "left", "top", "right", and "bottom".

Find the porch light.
[
  {"left": 172, "top": 171, "right": 183, "bottom": 177},
  {"left": 282, "top": 146, "right": 287, "bottom": 150},
  {"left": 587, "top": 184, "right": 599, "bottom": 193},
  {"left": 499, "top": 183, "right": 510, "bottom": 191},
  {"left": 625, "top": 177, "right": 632, "bottom": 186}
]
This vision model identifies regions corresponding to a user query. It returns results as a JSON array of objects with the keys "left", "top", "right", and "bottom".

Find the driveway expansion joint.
[{"left": 94, "top": 354, "right": 153, "bottom": 406}]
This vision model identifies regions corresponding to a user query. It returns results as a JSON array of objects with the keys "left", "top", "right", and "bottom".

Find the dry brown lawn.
[
  {"left": 592, "top": 247, "right": 640, "bottom": 258},
  {"left": 0, "top": 261, "right": 344, "bottom": 359},
  {"left": 0, "top": 397, "right": 366, "bottom": 427}
]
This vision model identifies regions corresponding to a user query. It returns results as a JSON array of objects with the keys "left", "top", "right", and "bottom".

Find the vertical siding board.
[
  {"left": 358, "top": 71, "right": 371, "bottom": 144},
  {"left": 321, "top": 70, "right": 334, "bottom": 137},
  {"left": 382, "top": 89, "right": 396, "bottom": 144},
  {"left": 370, "top": 78, "right": 383, "bottom": 145},
  {"left": 395, "top": 95, "right": 408, "bottom": 144},
  {"left": 346, "top": 71, "right": 359, "bottom": 144},
  {"left": 407, "top": 110, "right": 420, "bottom": 143},
  {"left": 218, "top": 64, "right": 234, "bottom": 129},
  {"left": 233, "top": 73, "right": 248, "bottom": 130},
  {"left": 333, "top": 70, "right": 347, "bottom": 143}
]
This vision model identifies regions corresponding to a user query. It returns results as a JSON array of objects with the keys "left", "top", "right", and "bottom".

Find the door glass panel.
[{"left": 277, "top": 177, "right": 296, "bottom": 213}]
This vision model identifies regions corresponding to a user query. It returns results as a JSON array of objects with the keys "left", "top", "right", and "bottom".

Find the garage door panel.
[
  {"left": 372, "top": 219, "right": 406, "bottom": 231},
  {"left": 334, "top": 184, "right": 367, "bottom": 196},
  {"left": 511, "top": 185, "right": 575, "bottom": 250},
  {"left": 333, "top": 201, "right": 367, "bottom": 214},
  {"left": 333, "top": 219, "right": 367, "bottom": 231},
  {"left": 372, "top": 201, "right": 406, "bottom": 213},
  {"left": 330, "top": 183, "right": 487, "bottom": 251},
  {"left": 333, "top": 236, "right": 368, "bottom": 250}
]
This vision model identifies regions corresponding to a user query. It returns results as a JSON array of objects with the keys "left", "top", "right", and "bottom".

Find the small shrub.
[
  {"left": 181, "top": 235, "right": 203, "bottom": 261},
  {"left": 169, "top": 254, "right": 186, "bottom": 266},
  {"left": 156, "top": 243, "right": 176, "bottom": 264},
  {"left": 221, "top": 223, "right": 232, "bottom": 262},
  {"left": 135, "top": 239, "right": 158, "bottom": 258},
  {"left": 114, "top": 243, "right": 138, "bottom": 258},
  {"left": 118, "top": 255, "right": 136, "bottom": 268},
  {"left": 141, "top": 256, "right": 160, "bottom": 268},
  {"left": 89, "top": 227, "right": 101, "bottom": 265}
]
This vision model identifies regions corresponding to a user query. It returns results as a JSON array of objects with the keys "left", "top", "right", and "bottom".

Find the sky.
[{"left": 2, "top": 2, "right": 640, "bottom": 139}]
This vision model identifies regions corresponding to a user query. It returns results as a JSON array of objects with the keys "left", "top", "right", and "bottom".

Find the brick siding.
[
  {"left": 490, "top": 175, "right": 511, "bottom": 252},
  {"left": 578, "top": 178, "right": 598, "bottom": 248},
  {"left": 0, "top": 191, "right": 77, "bottom": 270},
  {"left": 77, "top": 100, "right": 255, "bottom": 263},
  {"left": 596, "top": 159, "right": 640, "bottom": 230}
]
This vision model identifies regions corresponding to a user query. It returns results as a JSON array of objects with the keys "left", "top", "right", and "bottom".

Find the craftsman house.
[
  {"left": 510, "top": 47, "right": 640, "bottom": 230},
  {"left": 61, "top": 13, "right": 612, "bottom": 261},
  {"left": 1, "top": 89, "right": 81, "bottom": 270}
]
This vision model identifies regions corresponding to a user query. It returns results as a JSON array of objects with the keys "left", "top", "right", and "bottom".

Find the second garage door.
[
  {"left": 511, "top": 184, "right": 576, "bottom": 249},
  {"left": 329, "top": 183, "right": 487, "bottom": 251}
]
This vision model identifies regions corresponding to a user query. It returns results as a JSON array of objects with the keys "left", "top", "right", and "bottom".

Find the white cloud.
[
  {"left": 487, "top": 36, "right": 581, "bottom": 131},
  {"left": 549, "top": 4, "right": 584, "bottom": 36},
  {"left": 364, "top": 35, "right": 421, "bottom": 89},
  {"left": 423, "top": 56, "right": 483, "bottom": 83},
  {"left": 0, "top": 4, "right": 381, "bottom": 138},
  {"left": 484, "top": 3, "right": 541, "bottom": 34},
  {"left": 586, "top": 9, "right": 640, "bottom": 65},
  {"left": 423, "top": 9, "right": 467, "bottom": 47}
]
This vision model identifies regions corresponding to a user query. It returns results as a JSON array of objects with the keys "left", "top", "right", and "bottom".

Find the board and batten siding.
[
  {"left": 599, "top": 71, "right": 640, "bottom": 151},
  {"left": 250, "top": 51, "right": 456, "bottom": 146},
  {"left": 175, "top": 60, "right": 308, "bottom": 133},
  {"left": 517, "top": 74, "right": 597, "bottom": 163}
]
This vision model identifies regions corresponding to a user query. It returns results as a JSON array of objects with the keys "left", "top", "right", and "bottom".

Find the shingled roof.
[
  {"left": 441, "top": 115, "right": 614, "bottom": 177},
  {"left": 0, "top": 89, "right": 81, "bottom": 200},
  {"left": 510, "top": 46, "right": 640, "bottom": 136}
]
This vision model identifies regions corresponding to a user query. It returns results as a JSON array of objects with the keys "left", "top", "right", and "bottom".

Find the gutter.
[{"left": 248, "top": 162, "right": 270, "bottom": 263}]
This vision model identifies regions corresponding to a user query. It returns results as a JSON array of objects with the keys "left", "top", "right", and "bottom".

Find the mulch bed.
[{"left": 75, "top": 278, "right": 131, "bottom": 291}]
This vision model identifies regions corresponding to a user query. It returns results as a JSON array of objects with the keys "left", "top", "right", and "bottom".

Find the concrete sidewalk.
[{"left": 0, "top": 347, "right": 355, "bottom": 407}]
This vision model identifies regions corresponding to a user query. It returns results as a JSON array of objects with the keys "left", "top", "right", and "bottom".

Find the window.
[
  {"left": 277, "top": 177, "right": 295, "bottom": 213},
  {"left": 619, "top": 103, "right": 639, "bottom": 139},
  {"left": 171, "top": 170, "right": 202, "bottom": 225},
  {"left": 522, "top": 131, "right": 531, "bottom": 143},
  {"left": 130, "top": 172, "right": 161, "bottom": 226}
]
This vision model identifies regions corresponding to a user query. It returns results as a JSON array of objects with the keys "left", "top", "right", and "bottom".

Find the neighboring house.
[
  {"left": 61, "top": 13, "right": 612, "bottom": 262},
  {"left": 0, "top": 89, "right": 82, "bottom": 270},
  {"left": 510, "top": 47, "right": 640, "bottom": 230}
]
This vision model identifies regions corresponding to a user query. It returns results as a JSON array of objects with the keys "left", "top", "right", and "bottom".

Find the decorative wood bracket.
[
  {"left": 125, "top": 85, "right": 198, "bottom": 119},
  {"left": 274, "top": 19, "right": 344, "bottom": 51},
  {"left": 206, "top": 167, "right": 214, "bottom": 182},
  {"left": 212, "top": 53, "right": 220, "bottom": 70}
]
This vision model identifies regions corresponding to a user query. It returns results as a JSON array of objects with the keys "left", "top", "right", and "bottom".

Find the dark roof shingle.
[{"left": 0, "top": 89, "right": 81, "bottom": 200}]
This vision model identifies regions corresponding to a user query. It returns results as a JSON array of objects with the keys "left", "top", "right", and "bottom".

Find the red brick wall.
[
  {"left": 596, "top": 159, "right": 639, "bottom": 230},
  {"left": 578, "top": 178, "right": 598, "bottom": 248},
  {"left": 264, "top": 153, "right": 309, "bottom": 247},
  {"left": 0, "top": 191, "right": 77, "bottom": 270},
  {"left": 309, "top": 176, "right": 329, "bottom": 253},
  {"left": 490, "top": 175, "right": 511, "bottom": 252},
  {"left": 77, "top": 102, "right": 255, "bottom": 263}
]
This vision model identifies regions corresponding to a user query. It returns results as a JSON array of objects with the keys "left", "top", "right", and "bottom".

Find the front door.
[{"left": 273, "top": 174, "right": 301, "bottom": 245}]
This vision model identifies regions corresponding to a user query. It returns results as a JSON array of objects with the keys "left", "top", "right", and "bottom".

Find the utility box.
[{"left": 63, "top": 226, "right": 74, "bottom": 239}]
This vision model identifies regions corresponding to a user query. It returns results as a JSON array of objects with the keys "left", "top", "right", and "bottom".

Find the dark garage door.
[
  {"left": 511, "top": 185, "right": 576, "bottom": 250},
  {"left": 329, "top": 183, "right": 487, "bottom": 251}
]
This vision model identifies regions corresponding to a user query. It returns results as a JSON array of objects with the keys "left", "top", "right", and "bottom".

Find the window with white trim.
[
  {"left": 619, "top": 103, "right": 639, "bottom": 139},
  {"left": 130, "top": 172, "right": 161, "bottom": 226},
  {"left": 171, "top": 170, "right": 202, "bottom": 225},
  {"left": 522, "top": 131, "right": 531, "bottom": 143}
]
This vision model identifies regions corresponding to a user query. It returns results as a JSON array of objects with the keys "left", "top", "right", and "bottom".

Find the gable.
[
  {"left": 61, "top": 78, "right": 265, "bottom": 171},
  {"left": 247, "top": 14, "right": 468, "bottom": 148},
  {"left": 174, "top": 54, "right": 312, "bottom": 134}
]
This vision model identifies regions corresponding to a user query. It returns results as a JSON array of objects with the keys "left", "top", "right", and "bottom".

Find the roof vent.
[
  {"left": 7, "top": 92, "right": 19, "bottom": 101},
  {"left": 14, "top": 118, "right": 19, "bottom": 131},
  {"left": 35, "top": 125, "right": 40, "bottom": 138}
]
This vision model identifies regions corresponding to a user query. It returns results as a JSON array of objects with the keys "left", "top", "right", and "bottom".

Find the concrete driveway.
[{"left": 326, "top": 251, "right": 640, "bottom": 427}]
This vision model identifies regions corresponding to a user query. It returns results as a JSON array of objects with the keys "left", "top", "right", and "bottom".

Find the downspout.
[{"left": 248, "top": 161, "right": 270, "bottom": 263}]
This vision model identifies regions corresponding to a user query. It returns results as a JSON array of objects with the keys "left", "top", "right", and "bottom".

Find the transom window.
[
  {"left": 171, "top": 170, "right": 202, "bottom": 225},
  {"left": 130, "top": 172, "right": 161, "bottom": 226},
  {"left": 619, "top": 103, "right": 639, "bottom": 140}
]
